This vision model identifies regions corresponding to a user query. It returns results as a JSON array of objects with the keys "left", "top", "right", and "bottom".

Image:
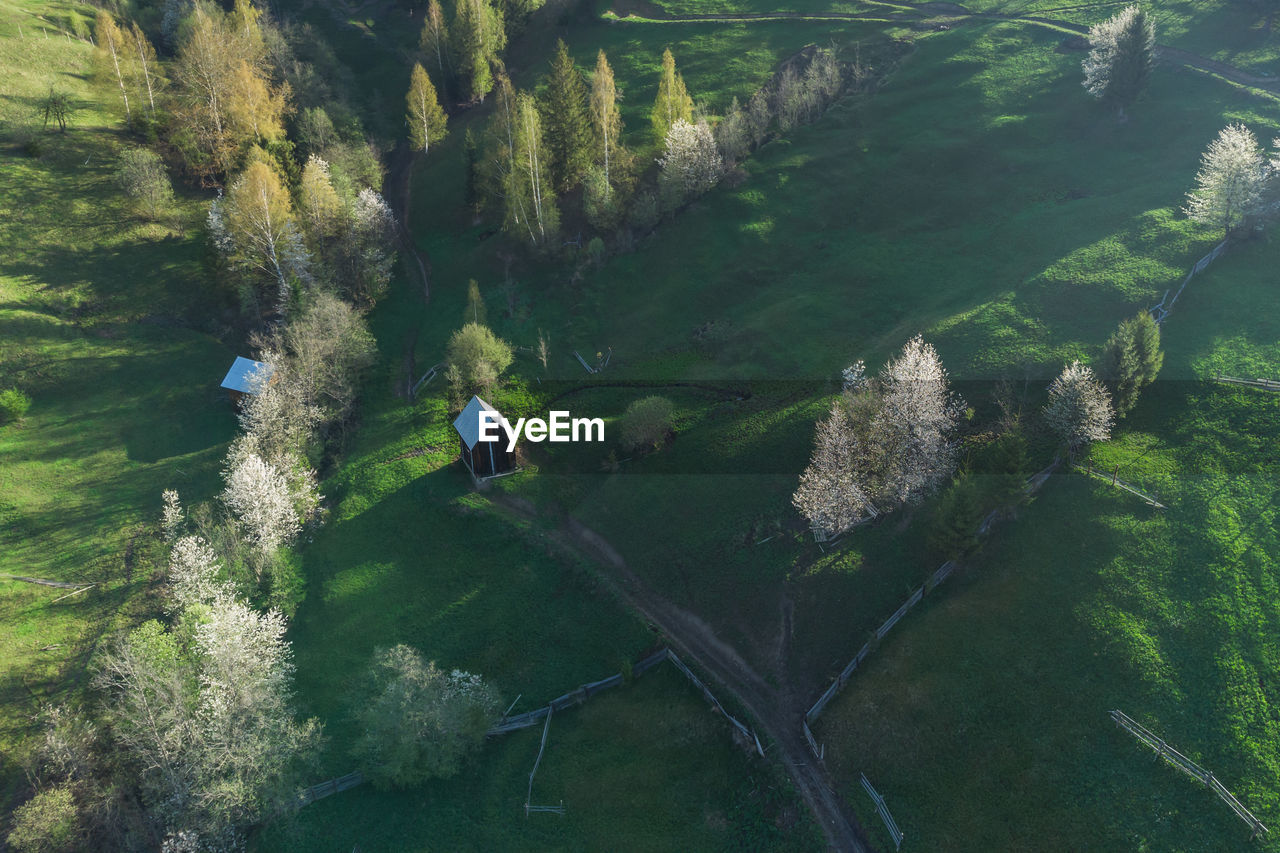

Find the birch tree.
[
  {"left": 94, "top": 12, "right": 131, "bottom": 122},
  {"left": 651, "top": 48, "right": 693, "bottom": 142},
  {"left": 129, "top": 22, "right": 161, "bottom": 116},
  {"left": 223, "top": 159, "right": 300, "bottom": 310},
  {"left": 406, "top": 63, "right": 448, "bottom": 156},
  {"left": 503, "top": 92, "right": 558, "bottom": 245},
  {"left": 420, "top": 0, "right": 451, "bottom": 90},
  {"left": 590, "top": 50, "right": 622, "bottom": 187},
  {"left": 1184, "top": 123, "right": 1271, "bottom": 239}
]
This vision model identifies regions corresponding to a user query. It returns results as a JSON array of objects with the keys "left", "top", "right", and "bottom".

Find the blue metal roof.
[
  {"left": 452, "top": 395, "right": 503, "bottom": 449},
  {"left": 220, "top": 357, "right": 274, "bottom": 394}
]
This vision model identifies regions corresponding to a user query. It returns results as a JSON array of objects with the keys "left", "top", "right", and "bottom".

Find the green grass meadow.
[{"left": 0, "top": 0, "right": 238, "bottom": 809}]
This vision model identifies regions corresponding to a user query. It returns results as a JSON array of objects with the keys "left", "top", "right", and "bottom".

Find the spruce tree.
[
  {"left": 651, "top": 48, "right": 693, "bottom": 142},
  {"left": 542, "top": 39, "right": 594, "bottom": 192},
  {"left": 928, "top": 473, "right": 983, "bottom": 560},
  {"left": 453, "top": 0, "right": 505, "bottom": 103},
  {"left": 1101, "top": 311, "right": 1163, "bottom": 416}
]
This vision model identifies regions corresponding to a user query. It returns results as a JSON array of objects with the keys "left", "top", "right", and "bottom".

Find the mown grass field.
[{"left": 0, "top": 0, "right": 238, "bottom": 810}]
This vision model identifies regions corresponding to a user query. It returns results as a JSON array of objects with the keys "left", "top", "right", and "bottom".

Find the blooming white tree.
[
  {"left": 1082, "top": 5, "right": 1155, "bottom": 119},
  {"left": 95, "top": 601, "right": 321, "bottom": 843},
  {"left": 1043, "top": 361, "right": 1114, "bottom": 456},
  {"left": 874, "top": 335, "right": 964, "bottom": 506},
  {"left": 350, "top": 645, "right": 500, "bottom": 789},
  {"left": 220, "top": 448, "right": 301, "bottom": 563},
  {"left": 1184, "top": 123, "right": 1271, "bottom": 239},
  {"left": 168, "top": 535, "right": 229, "bottom": 612},
  {"left": 792, "top": 402, "right": 879, "bottom": 538},
  {"left": 161, "top": 489, "right": 184, "bottom": 541},
  {"left": 793, "top": 336, "right": 962, "bottom": 538},
  {"left": 345, "top": 188, "right": 398, "bottom": 304},
  {"left": 658, "top": 118, "right": 723, "bottom": 207}
]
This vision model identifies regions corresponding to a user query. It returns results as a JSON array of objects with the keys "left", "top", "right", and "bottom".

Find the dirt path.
[
  {"left": 609, "top": 0, "right": 1280, "bottom": 96},
  {"left": 487, "top": 494, "right": 872, "bottom": 852},
  {"left": 385, "top": 141, "right": 432, "bottom": 304}
]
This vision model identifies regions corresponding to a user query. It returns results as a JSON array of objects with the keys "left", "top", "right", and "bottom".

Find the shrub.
[
  {"left": 116, "top": 148, "right": 174, "bottom": 221},
  {"left": 0, "top": 388, "right": 31, "bottom": 423},
  {"left": 620, "top": 396, "right": 674, "bottom": 452},
  {"left": 350, "top": 645, "right": 500, "bottom": 789},
  {"left": 446, "top": 323, "right": 513, "bottom": 397},
  {"left": 6, "top": 785, "right": 80, "bottom": 853}
]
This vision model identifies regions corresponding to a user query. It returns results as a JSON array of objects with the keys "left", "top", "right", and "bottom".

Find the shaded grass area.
[
  {"left": 814, "top": 234, "right": 1280, "bottom": 849},
  {"left": 0, "top": 0, "right": 237, "bottom": 810},
  {"left": 264, "top": 665, "right": 820, "bottom": 851}
]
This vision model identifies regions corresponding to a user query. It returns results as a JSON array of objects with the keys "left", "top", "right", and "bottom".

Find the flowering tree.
[
  {"left": 1043, "top": 361, "right": 1114, "bottom": 456},
  {"left": 793, "top": 336, "right": 962, "bottom": 538},
  {"left": 658, "top": 118, "right": 723, "bottom": 208},
  {"left": 220, "top": 449, "right": 301, "bottom": 564},
  {"left": 350, "top": 645, "right": 500, "bottom": 789}
]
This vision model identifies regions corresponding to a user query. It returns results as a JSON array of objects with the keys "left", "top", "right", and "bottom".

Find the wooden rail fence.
[
  {"left": 297, "top": 646, "right": 765, "bottom": 812},
  {"left": 1212, "top": 373, "right": 1280, "bottom": 393},
  {"left": 524, "top": 709, "right": 564, "bottom": 815},
  {"left": 1150, "top": 239, "right": 1228, "bottom": 325},
  {"left": 1111, "top": 710, "right": 1269, "bottom": 841},
  {"left": 803, "top": 461, "right": 1060, "bottom": 759},
  {"left": 860, "top": 773, "right": 904, "bottom": 850},
  {"left": 1075, "top": 463, "right": 1166, "bottom": 509},
  {"left": 296, "top": 771, "right": 364, "bottom": 808}
]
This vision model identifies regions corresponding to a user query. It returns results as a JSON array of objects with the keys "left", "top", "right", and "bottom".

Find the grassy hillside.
[
  {"left": 0, "top": 0, "right": 237, "bottom": 808},
  {"left": 813, "top": 202, "right": 1280, "bottom": 849}
]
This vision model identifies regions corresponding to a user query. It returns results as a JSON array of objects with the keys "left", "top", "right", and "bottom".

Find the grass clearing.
[{"left": 0, "top": 0, "right": 237, "bottom": 809}]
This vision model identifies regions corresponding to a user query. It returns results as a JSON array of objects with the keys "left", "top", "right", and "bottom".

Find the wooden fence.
[
  {"left": 524, "top": 709, "right": 564, "bottom": 815},
  {"left": 1075, "top": 463, "right": 1167, "bottom": 509},
  {"left": 489, "top": 648, "right": 765, "bottom": 757},
  {"left": 1150, "top": 239, "right": 1228, "bottom": 325},
  {"left": 1110, "top": 710, "right": 1269, "bottom": 841},
  {"left": 486, "top": 648, "right": 670, "bottom": 735},
  {"left": 297, "top": 645, "right": 765, "bottom": 812},
  {"left": 1212, "top": 373, "right": 1280, "bottom": 393},
  {"left": 296, "top": 771, "right": 364, "bottom": 808},
  {"left": 860, "top": 773, "right": 904, "bottom": 850},
  {"left": 803, "top": 461, "right": 1060, "bottom": 755}
]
